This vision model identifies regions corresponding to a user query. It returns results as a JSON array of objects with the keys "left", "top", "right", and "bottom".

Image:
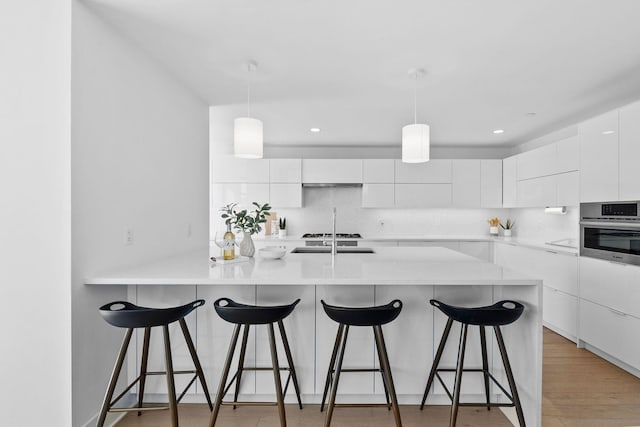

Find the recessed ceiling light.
[
  {"left": 526, "top": 112, "right": 537, "bottom": 117},
  {"left": 493, "top": 129, "right": 505, "bottom": 134},
  {"left": 602, "top": 130, "right": 615, "bottom": 135},
  {"left": 310, "top": 128, "right": 321, "bottom": 133}
]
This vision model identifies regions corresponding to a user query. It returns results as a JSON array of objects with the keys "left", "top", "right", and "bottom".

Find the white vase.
[
  {"left": 239, "top": 232, "right": 255, "bottom": 257},
  {"left": 279, "top": 228, "right": 287, "bottom": 239},
  {"left": 489, "top": 226, "right": 499, "bottom": 236},
  {"left": 503, "top": 229, "right": 512, "bottom": 237}
]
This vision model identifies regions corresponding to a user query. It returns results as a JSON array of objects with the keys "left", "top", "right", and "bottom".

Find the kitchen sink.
[{"left": 291, "top": 247, "right": 375, "bottom": 254}]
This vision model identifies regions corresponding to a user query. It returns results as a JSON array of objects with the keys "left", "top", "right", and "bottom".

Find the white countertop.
[{"left": 86, "top": 246, "right": 541, "bottom": 286}]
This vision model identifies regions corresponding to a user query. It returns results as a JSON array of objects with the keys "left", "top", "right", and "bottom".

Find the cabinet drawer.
[
  {"left": 580, "top": 299, "right": 640, "bottom": 370},
  {"left": 543, "top": 287, "right": 577, "bottom": 338},
  {"left": 579, "top": 256, "right": 640, "bottom": 318}
]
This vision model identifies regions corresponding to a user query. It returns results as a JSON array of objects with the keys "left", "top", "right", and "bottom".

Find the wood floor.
[{"left": 117, "top": 328, "right": 640, "bottom": 426}]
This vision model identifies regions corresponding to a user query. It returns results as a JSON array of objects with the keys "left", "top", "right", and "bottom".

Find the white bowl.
[{"left": 259, "top": 247, "right": 287, "bottom": 260}]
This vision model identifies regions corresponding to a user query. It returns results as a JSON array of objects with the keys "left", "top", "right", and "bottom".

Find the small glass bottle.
[{"left": 223, "top": 224, "right": 236, "bottom": 260}]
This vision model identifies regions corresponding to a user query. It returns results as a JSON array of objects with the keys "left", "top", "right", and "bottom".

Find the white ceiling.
[{"left": 86, "top": 0, "right": 640, "bottom": 147}]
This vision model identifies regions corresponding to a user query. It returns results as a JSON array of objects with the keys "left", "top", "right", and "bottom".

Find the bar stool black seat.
[
  {"left": 209, "top": 298, "right": 303, "bottom": 427},
  {"left": 420, "top": 299, "right": 526, "bottom": 427},
  {"left": 96, "top": 300, "right": 212, "bottom": 427},
  {"left": 320, "top": 299, "right": 403, "bottom": 427}
]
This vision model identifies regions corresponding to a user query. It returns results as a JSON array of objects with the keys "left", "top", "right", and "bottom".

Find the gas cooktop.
[{"left": 302, "top": 233, "right": 362, "bottom": 239}]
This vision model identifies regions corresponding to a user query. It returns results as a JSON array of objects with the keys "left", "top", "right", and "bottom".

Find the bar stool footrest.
[{"left": 434, "top": 368, "right": 516, "bottom": 405}]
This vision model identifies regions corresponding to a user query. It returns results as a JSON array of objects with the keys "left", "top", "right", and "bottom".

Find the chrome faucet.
[{"left": 322, "top": 207, "right": 337, "bottom": 257}]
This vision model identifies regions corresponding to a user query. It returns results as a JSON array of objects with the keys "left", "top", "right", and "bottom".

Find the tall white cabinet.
[
  {"left": 619, "top": 100, "right": 640, "bottom": 201},
  {"left": 579, "top": 110, "right": 619, "bottom": 202}
]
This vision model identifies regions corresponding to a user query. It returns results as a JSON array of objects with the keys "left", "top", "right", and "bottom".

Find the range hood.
[{"left": 302, "top": 183, "right": 363, "bottom": 188}]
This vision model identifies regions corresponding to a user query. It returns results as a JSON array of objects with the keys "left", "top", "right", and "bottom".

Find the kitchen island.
[{"left": 87, "top": 245, "right": 542, "bottom": 426}]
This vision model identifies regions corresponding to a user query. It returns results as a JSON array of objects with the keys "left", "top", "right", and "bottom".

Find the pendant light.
[
  {"left": 234, "top": 61, "right": 263, "bottom": 159},
  {"left": 402, "top": 68, "right": 430, "bottom": 163}
]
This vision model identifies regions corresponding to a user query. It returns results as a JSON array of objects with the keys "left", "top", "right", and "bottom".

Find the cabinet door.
[
  {"left": 363, "top": 159, "right": 394, "bottom": 183},
  {"left": 362, "top": 183, "right": 394, "bottom": 208},
  {"left": 269, "top": 183, "right": 302, "bottom": 208},
  {"left": 457, "top": 241, "right": 490, "bottom": 261},
  {"left": 543, "top": 287, "right": 577, "bottom": 339},
  {"left": 211, "top": 183, "right": 270, "bottom": 211},
  {"left": 269, "top": 159, "right": 301, "bottom": 183},
  {"left": 394, "top": 159, "right": 452, "bottom": 183},
  {"left": 619, "top": 101, "right": 640, "bottom": 200},
  {"left": 394, "top": 184, "right": 452, "bottom": 207},
  {"left": 452, "top": 160, "right": 481, "bottom": 207},
  {"left": 302, "top": 159, "right": 362, "bottom": 183},
  {"left": 211, "top": 156, "right": 270, "bottom": 183},
  {"left": 579, "top": 256, "right": 640, "bottom": 318},
  {"left": 502, "top": 156, "right": 518, "bottom": 208},
  {"left": 556, "top": 136, "right": 579, "bottom": 174},
  {"left": 579, "top": 110, "right": 619, "bottom": 202},
  {"left": 556, "top": 171, "right": 579, "bottom": 206},
  {"left": 517, "top": 144, "right": 556, "bottom": 180},
  {"left": 580, "top": 299, "right": 640, "bottom": 370},
  {"left": 517, "top": 176, "right": 556, "bottom": 207},
  {"left": 480, "top": 159, "right": 503, "bottom": 208}
]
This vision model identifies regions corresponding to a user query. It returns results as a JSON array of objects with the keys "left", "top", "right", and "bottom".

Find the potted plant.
[
  {"left": 488, "top": 217, "right": 500, "bottom": 236},
  {"left": 278, "top": 217, "right": 287, "bottom": 239},
  {"left": 221, "top": 202, "right": 271, "bottom": 257},
  {"left": 500, "top": 219, "right": 515, "bottom": 237}
]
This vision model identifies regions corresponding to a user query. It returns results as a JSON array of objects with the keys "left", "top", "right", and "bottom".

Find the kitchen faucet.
[{"left": 322, "top": 207, "right": 337, "bottom": 258}]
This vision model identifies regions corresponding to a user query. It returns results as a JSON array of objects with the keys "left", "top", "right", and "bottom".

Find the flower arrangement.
[{"left": 488, "top": 217, "right": 500, "bottom": 236}]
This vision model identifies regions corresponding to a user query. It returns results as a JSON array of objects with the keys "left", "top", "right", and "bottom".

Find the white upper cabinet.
[
  {"left": 302, "top": 159, "right": 363, "bottom": 183},
  {"left": 619, "top": 100, "right": 640, "bottom": 201},
  {"left": 211, "top": 183, "right": 270, "bottom": 210},
  {"left": 556, "top": 171, "right": 579, "bottom": 206},
  {"left": 556, "top": 136, "right": 579, "bottom": 173},
  {"left": 517, "top": 175, "right": 557, "bottom": 207},
  {"left": 395, "top": 160, "right": 452, "bottom": 183},
  {"left": 580, "top": 110, "right": 619, "bottom": 202},
  {"left": 363, "top": 159, "right": 394, "bottom": 183},
  {"left": 362, "top": 183, "right": 395, "bottom": 208},
  {"left": 269, "top": 159, "right": 301, "bottom": 183},
  {"left": 452, "top": 160, "right": 481, "bottom": 207},
  {"left": 395, "top": 184, "right": 452, "bottom": 207},
  {"left": 480, "top": 159, "right": 503, "bottom": 208},
  {"left": 502, "top": 156, "right": 518, "bottom": 208},
  {"left": 517, "top": 144, "right": 557, "bottom": 180},
  {"left": 211, "top": 156, "right": 270, "bottom": 183}
]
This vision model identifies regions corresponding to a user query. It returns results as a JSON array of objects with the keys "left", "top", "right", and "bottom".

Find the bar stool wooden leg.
[
  {"left": 179, "top": 318, "right": 213, "bottom": 411},
  {"left": 324, "top": 325, "right": 349, "bottom": 427},
  {"left": 374, "top": 325, "right": 391, "bottom": 410},
  {"left": 479, "top": 326, "right": 491, "bottom": 411},
  {"left": 209, "top": 324, "right": 241, "bottom": 427},
  {"left": 268, "top": 323, "right": 287, "bottom": 427},
  {"left": 278, "top": 320, "right": 303, "bottom": 409},
  {"left": 450, "top": 323, "right": 468, "bottom": 427},
  {"left": 320, "top": 324, "right": 344, "bottom": 412},
  {"left": 97, "top": 328, "right": 133, "bottom": 427},
  {"left": 162, "top": 325, "right": 179, "bottom": 427},
  {"left": 137, "top": 327, "right": 151, "bottom": 416},
  {"left": 494, "top": 326, "right": 526, "bottom": 427},
  {"left": 233, "top": 324, "right": 250, "bottom": 409},
  {"left": 374, "top": 325, "right": 402, "bottom": 427},
  {"left": 421, "top": 317, "right": 454, "bottom": 409}
]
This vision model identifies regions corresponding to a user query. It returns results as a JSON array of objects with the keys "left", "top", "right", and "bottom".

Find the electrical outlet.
[
  {"left": 125, "top": 229, "right": 134, "bottom": 246},
  {"left": 377, "top": 219, "right": 385, "bottom": 228},
  {"left": 187, "top": 223, "right": 192, "bottom": 238}
]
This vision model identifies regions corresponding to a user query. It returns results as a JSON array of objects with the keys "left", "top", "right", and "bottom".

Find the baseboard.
[
  {"left": 582, "top": 342, "right": 640, "bottom": 378},
  {"left": 543, "top": 322, "right": 577, "bottom": 343},
  {"left": 81, "top": 394, "right": 136, "bottom": 427}
]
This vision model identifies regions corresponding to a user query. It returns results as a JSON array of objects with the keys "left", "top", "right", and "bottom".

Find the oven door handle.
[{"left": 580, "top": 221, "right": 640, "bottom": 229}]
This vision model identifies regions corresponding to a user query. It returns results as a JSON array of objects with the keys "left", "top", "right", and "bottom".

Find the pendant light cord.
[
  {"left": 413, "top": 72, "right": 417, "bottom": 125},
  {"left": 247, "top": 66, "right": 251, "bottom": 118}
]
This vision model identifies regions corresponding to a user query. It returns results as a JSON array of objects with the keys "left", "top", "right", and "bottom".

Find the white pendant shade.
[
  {"left": 234, "top": 117, "right": 263, "bottom": 159},
  {"left": 402, "top": 123, "right": 430, "bottom": 163}
]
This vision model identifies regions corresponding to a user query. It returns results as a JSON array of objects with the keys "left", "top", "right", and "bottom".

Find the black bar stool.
[
  {"left": 420, "top": 299, "right": 526, "bottom": 427},
  {"left": 209, "top": 298, "right": 303, "bottom": 427},
  {"left": 320, "top": 299, "right": 403, "bottom": 427},
  {"left": 96, "top": 300, "right": 212, "bottom": 427}
]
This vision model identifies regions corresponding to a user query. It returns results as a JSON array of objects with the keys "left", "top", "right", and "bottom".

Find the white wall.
[
  {"left": 508, "top": 207, "right": 579, "bottom": 243},
  {"left": 72, "top": 3, "right": 209, "bottom": 425},
  {"left": 0, "top": 0, "right": 72, "bottom": 425}
]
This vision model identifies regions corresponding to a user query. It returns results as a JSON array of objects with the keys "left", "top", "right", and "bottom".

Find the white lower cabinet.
[
  {"left": 457, "top": 241, "right": 491, "bottom": 262},
  {"left": 579, "top": 299, "right": 640, "bottom": 370},
  {"left": 542, "top": 286, "right": 577, "bottom": 337}
]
